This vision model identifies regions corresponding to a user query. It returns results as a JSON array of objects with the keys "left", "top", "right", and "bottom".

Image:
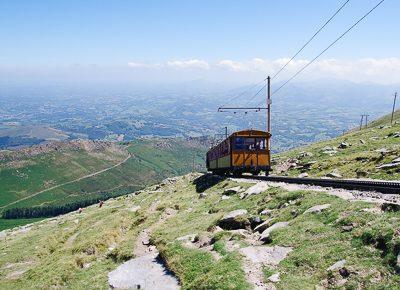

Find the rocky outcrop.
[
  {"left": 260, "top": 222, "right": 289, "bottom": 243},
  {"left": 218, "top": 209, "right": 250, "bottom": 230},
  {"left": 304, "top": 204, "right": 331, "bottom": 214}
]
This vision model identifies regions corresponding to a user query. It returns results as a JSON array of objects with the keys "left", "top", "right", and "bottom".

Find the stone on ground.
[
  {"left": 268, "top": 273, "right": 281, "bottom": 283},
  {"left": 240, "top": 245, "right": 292, "bottom": 265},
  {"left": 223, "top": 186, "right": 242, "bottom": 195},
  {"left": 298, "top": 172, "right": 309, "bottom": 178},
  {"left": 241, "top": 182, "right": 269, "bottom": 198},
  {"left": 108, "top": 254, "right": 180, "bottom": 290},
  {"left": 327, "top": 260, "right": 346, "bottom": 271},
  {"left": 218, "top": 209, "right": 250, "bottom": 230},
  {"left": 254, "top": 219, "right": 274, "bottom": 233},
  {"left": 304, "top": 204, "right": 331, "bottom": 214},
  {"left": 260, "top": 222, "right": 289, "bottom": 242},
  {"left": 326, "top": 170, "right": 342, "bottom": 178}
]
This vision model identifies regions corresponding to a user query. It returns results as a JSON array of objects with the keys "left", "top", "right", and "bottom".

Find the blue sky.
[{"left": 0, "top": 0, "right": 398, "bottom": 83}]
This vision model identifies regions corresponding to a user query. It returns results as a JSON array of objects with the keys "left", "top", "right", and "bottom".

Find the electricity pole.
[
  {"left": 359, "top": 115, "right": 364, "bottom": 131},
  {"left": 391, "top": 92, "right": 397, "bottom": 125},
  {"left": 266, "top": 76, "right": 271, "bottom": 151},
  {"left": 225, "top": 126, "right": 228, "bottom": 139},
  {"left": 365, "top": 114, "right": 369, "bottom": 128}
]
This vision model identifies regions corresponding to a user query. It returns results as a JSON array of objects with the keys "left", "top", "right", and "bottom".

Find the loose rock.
[
  {"left": 218, "top": 209, "right": 250, "bottom": 230},
  {"left": 260, "top": 222, "right": 289, "bottom": 242},
  {"left": 327, "top": 260, "right": 346, "bottom": 271},
  {"left": 241, "top": 182, "right": 269, "bottom": 198},
  {"left": 326, "top": 170, "right": 342, "bottom": 178},
  {"left": 268, "top": 273, "right": 280, "bottom": 283},
  {"left": 304, "top": 204, "right": 331, "bottom": 214},
  {"left": 223, "top": 186, "right": 242, "bottom": 195}
]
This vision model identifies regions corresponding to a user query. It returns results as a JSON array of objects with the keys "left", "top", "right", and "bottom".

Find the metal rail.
[{"left": 240, "top": 175, "right": 400, "bottom": 195}]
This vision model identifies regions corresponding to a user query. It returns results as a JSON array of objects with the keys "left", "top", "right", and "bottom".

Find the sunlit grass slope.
[{"left": 274, "top": 110, "right": 400, "bottom": 180}]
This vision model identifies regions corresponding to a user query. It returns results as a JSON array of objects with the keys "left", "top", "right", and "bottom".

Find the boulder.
[
  {"left": 327, "top": 260, "right": 346, "bottom": 271},
  {"left": 304, "top": 204, "right": 331, "bottom": 214},
  {"left": 300, "top": 161, "right": 316, "bottom": 168},
  {"left": 199, "top": 192, "right": 207, "bottom": 199},
  {"left": 223, "top": 186, "right": 242, "bottom": 196},
  {"left": 260, "top": 209, "right": 273, "bottom": 216},
  {"left": 381, "top": 203, "right": 400, "bottom": 212},
  {"left": 260, "top": 222, "right": 289, "bottom": 243},
  {"left": 322, "top": 149, "right": 337, "bottom": 155},
  {"left": 176, "top": 234, "right": 198, "bottom": 243},
  {"left": 322, "top": 146, "right": 335, "bottom": 151},
  {"left": 326, "top": 170, "right": 342, "bottom": 178},
  {"left": 218, "top": 209, "right": 250, "bottom": 230},
  {"left": 298, "top": 151, "right": 313, "bottom": 159},
  {"left": 268, "top": 273, "right": 280, "bottom": 283},
  {"left": 241, "top": 182, "right": 269, "bottom": 198},
  {"left": 254, "top": 219, "right": 274, "bottom": 233},
  {"left": 240, "top": 245, "right": 292, "bottom": 265},
  {"left": 375, "top": 148, "right": 390, "bottom": 155},
  {"left": 128, "top": 206, "right": 141, "bottom": 213},
  {"left": 249, "top": 216, "right": 264, "bottom": 229},
  {"left": 221, "top": 195, "right": 230, "bottom": 200},
  {"left": 376, "top": 163, "right": 400, "bottom": 169},
  {"left": 298, "top": 172, "right": 309, "bottom": 178},
  {"left": 338, "top": 142, "right": 350, "bottom": 149},
  {"left": 359, "top": 139, "right": 366, "bottom": 144},
  {"left": 393, "top": 157, "right": 400, "bottom": 163}
]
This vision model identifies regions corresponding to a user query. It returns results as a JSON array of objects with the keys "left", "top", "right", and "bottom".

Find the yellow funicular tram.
[
  {"left": 206, "top": 129, "right": 271, "bottom": 176},
  {"left": 207, "top": 77, "right": 272, "bottom": 176}
]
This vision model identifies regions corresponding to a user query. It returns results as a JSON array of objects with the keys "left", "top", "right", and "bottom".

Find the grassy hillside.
[
  {"left": 0, "top": 174, "right": 399, "bottom": 289},
  {"left": 273, "top": 109, "right": 400, "bottom": 180},
  {"left": 0, "top": 138, "right": 207, "bottom": 230}
]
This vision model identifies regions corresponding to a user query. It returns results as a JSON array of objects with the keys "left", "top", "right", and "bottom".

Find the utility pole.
[
  {"left": 267, "top": 76, "right": 271, "bottom": 151},
  {"left": 225, "top": 126, "right": 228, "bottom": 139},
  {"left": 365, "top": 114, "right": 369, "bottom": 128},
  {"left": 391, "top": 92, "right": 397, "bottom": 125},
  {"left": 359, "top": 115, "right": 364, "bottom": 131}
]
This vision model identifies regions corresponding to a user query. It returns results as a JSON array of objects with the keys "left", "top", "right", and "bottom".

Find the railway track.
[{"left": 240, "top": 175, "right": 400, "bottom": 195}]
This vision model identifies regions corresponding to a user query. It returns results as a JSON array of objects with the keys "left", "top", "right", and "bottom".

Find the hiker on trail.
[{"left": 99, "top": 200, "right": 104, "bottom": 208}]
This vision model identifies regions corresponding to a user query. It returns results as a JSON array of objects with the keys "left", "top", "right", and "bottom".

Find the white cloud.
[
  {"left": 126, "top": 58, "right": 400, "bottom": 84},
  {"left": 166, "top": 59, "right": 210, "bottom": 69},
  {"left": 128, "top": 62, "right": 160, "bottom": 68},
  {"left": 217, "top": 59, "right": 249, "bottom": 71}
]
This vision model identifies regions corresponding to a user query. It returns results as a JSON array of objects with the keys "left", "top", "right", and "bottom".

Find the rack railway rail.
[{"left": 238, "top": 175, "right": 400, "bottom": 195}]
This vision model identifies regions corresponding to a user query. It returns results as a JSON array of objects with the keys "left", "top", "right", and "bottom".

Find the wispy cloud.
[
  {"left": 125, "top": 58, "right": 400, "bottom": 84},
  {"left": 166, "top": 59, "right": 210, "bottom": 69},
  {"left": 128, "top": 62, "right": 161, "bottom": 68}
]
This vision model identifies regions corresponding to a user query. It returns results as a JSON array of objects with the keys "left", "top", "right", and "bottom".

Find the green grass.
[
  {"left": 0, "top": 218, "right": 45, "bottom": 231},
  {"left": 0, "top": 138, "right": 207, "bottom": 230},
  {"left": 275, "top": 109, "right": 400, "bottom": 180},
  {"left": 0, "top": 174, "right": 399, "bottom": 289}
]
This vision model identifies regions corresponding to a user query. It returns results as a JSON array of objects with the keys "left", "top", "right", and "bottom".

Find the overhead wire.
[
  {"left": 271, "top": 0, "right": 351, "bottom": 80},
  {"left": 219, "top": 0, "right": 351, "bottom": 110},
  {"left": 269, "top": 0, "right": 386, "bottom": 98},
  {"left": 218, "top": 78, "right": 267, "bottom": 109}
]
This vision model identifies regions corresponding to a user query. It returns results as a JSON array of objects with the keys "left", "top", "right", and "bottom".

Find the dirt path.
[
  {"left": 109, "top": 201, "right": 180, "bottom": 289},
  {"left": 1, "top": 154, "right": 132, "bottom": 209}
]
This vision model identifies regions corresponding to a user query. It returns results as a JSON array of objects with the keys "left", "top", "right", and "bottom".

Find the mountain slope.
[
  {"left": 0, "top": 174, "right": 399, "bottom": 289},
  {"left": 0, "top": 138, "right": 207, "bottom": 230},
  {"left": 273, "top": 109, "right": 400, "bottom": 180}
]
